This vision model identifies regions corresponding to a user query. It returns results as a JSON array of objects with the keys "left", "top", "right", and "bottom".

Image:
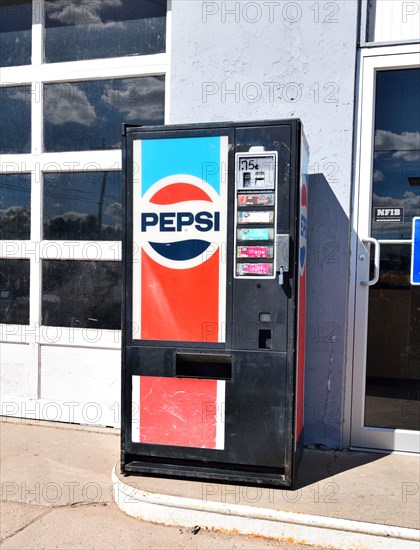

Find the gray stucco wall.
[{"left": 168, "top": 0, "right": 359, "bottom": 448}]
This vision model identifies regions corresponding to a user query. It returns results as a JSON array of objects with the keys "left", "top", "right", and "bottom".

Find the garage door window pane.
[
  {"left": 0, "top": 259, "right": 30, "bottom": 325},
  {"left": 0, "top": 173, "right": 31, "bottom": 239},
  {"left": 45, "top": 0, "right": 166, "bottom": 63},
  {"left": 43, "top": 171, "right": 121, "bottom": 240},
  {"left": 42, "top": 261, "right": 122, "bottom": 329},
  {"left": 0, "top": 0, "right": 32, "bottom": 67},
  {"left": 0, "top": 86, "right": 31, "bottom": 153},
  {"left": 43, "top": 76, "right": 165, "bottom": 152}
]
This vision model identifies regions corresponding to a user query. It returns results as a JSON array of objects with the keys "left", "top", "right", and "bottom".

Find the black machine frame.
[{"left": 121, "top": 119, "right": 307, "bottom": 486}]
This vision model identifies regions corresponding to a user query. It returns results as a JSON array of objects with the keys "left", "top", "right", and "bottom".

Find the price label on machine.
[{"left": 236, "top": 154, "right": 277, "bottom": 190}]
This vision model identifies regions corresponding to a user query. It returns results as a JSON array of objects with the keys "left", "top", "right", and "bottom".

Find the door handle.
[{"left": 360, "top": 237, "right": 381, "bottom": 286}]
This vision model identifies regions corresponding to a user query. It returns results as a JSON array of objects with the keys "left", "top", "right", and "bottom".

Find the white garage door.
[{"left": 0, "top": 0, "right": 169, "bottom": 427}]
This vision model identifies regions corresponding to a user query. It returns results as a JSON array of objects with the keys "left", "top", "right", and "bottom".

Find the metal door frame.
[{"left": 345, "top": 44, "right": 420, "bottom": 453}]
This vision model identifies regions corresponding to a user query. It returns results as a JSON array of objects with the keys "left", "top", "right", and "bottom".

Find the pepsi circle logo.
[
  {"left": 299, "top": 181, "right": 308, "bottom": 277},
  {"left": 139, "top": 175, "right": 224, "bottom": 270}
]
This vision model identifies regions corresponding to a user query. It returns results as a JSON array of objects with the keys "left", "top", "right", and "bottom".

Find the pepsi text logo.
[
  {"left": 141, "top": 211, "right": 220, "bottom": 233},
  {"left": 139, "top": 174, "right": 224, "bottom": 270}
]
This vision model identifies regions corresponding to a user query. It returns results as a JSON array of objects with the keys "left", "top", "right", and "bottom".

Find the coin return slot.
[
  {"left": 175, "top": 353, "right": 232, "bottom": 380},
  {"left": 259, "top": 329, "right": 272, "bottom": 350}
]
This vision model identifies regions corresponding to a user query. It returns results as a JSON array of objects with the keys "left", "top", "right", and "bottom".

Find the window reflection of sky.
[
  {"left": 43, "top": 172, "right": 122, "bottom": 240},
  {"left": 0, "top": 86, "right": 31, "bottom": 154},
  {"left": 0, "top": 0, "right": 32, "bottom": 67},
  {"left": 43, "top": 76, "right": 165, "bottom": 152},
  {"left": 374, "top": 69, "right": 420, "bottom": 138},
  {"left": 0, "top": 174, "right": 31, "bottom": 240},
  {"left": 42, "top": 260, "right": 122, "bottom": 329},
  {"left": 44, "top": 0, "right": 166, "bottom": 63},
  {"left": 0, "top": 259, "right": 30, "bottom": 325},
  {"left": 372, "top": 69, "right": 420, "bottom": 240}
]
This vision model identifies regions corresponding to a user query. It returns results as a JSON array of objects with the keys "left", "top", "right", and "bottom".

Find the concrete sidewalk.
[
  {"left": 1, "top": 418, "right": 419, "bottom": 549},
  {"left": 0, "top": 418, "right": 315, "bottom": 549},
  {"left": 114, "top": 443, "right": 420, "bottom": 549}
]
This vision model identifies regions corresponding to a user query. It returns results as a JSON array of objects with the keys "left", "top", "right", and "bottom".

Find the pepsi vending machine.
[{"left": 121, "top": 120, "right": 308, "bottom": 486}]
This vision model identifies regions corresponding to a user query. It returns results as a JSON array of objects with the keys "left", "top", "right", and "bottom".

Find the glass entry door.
[{"left": 352, "top": 49, "right": 420, "bottom": 452}]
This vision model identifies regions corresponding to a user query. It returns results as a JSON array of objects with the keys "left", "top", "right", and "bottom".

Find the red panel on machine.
[
  {"left": 141, "top": 249, "right": 220, "bottom": 342},
  {"left": 138, "top": 377, "right": 218, "bottom": 448}
]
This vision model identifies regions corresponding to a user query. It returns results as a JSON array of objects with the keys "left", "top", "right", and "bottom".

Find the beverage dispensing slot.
[{"left": 175, "top": 352, "right": 232, "bottom": 380}]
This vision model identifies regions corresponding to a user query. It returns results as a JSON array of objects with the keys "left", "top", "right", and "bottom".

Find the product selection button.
[
  {"left": 237, "top": 228, "right": 274, "bottom": 241},
  {"left": 238, "top": 193, "right": 275, "bottom": 206},
  {"left": 236, "top": 263, "right": 274, "bottom": 276},
  {"left": 237, "top": 246, "right": 273, "bottom": 259},
  {"left": 237, "top": 210, "right": 274, "bottom": 224}
]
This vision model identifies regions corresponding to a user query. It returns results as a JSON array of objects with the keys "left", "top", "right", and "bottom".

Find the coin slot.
[{"left": 259, "top": 313, "right": 271, "bottom": 323}]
